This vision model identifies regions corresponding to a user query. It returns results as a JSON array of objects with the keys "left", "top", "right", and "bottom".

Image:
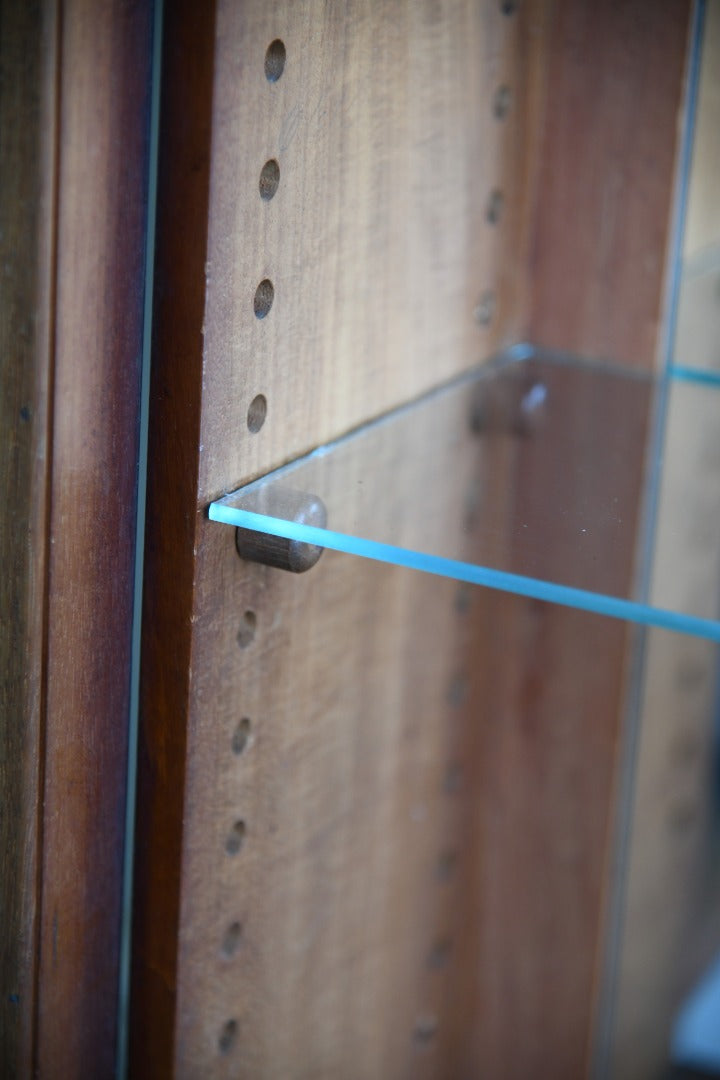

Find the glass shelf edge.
[
  {"left": 667, "top": 364, "right": 720, "bottom": 388},
  {"left": 208, "top": 504, "right": 720, "bottom": 643}
]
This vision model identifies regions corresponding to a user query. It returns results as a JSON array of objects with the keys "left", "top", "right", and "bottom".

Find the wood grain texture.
[
  {"left": 132, "top": 1, "right": 692, "bottom": 1076},
  {"left": 174, "top": 526, "right": 491, "bottom": 1076},
  {"left": 608, "top": 12, "right": 720, "bottom": 1068},
  {"left": 133, "top": 3, "right": 518, "bottom": 1072},
  {"left": 525, "top": 0, "right": 692, "bottom": 369},
  {"left": 31, "top": 0, "right": 152, "bottom": 1074},
  {"left": 505, "top": 4, "right": 695, "bottom": 1066},
  {"left": 1, "top": 1, "right": 152, "bottom": 1073},
  {"left": 469, "top": 369, "right": 651, "bottom": 1077},
  {"left": 0, "top": 1, "right": 55, "bottom": 1073},
  {"left": 130, "top": 1, "right": 217, "bottom": 1074},
  {"left": 198, "top": 0, "right": 527, "bottom": 498},
  {"left": 169, "top": 378, "right": 649, "bottom": 1077}
]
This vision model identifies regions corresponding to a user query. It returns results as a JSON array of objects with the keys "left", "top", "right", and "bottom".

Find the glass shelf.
[{"left": 209, "top": 347, "right": 720, "bottom": 641}]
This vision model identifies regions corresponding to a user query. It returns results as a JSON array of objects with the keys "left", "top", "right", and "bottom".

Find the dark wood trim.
[
  {"left": 130, "top": 2, "right": 217, "bottom": 1074},
  {"left": 33, "top": 1, "right": 153, "bottom": 1073},
  {"left": 1, "top": 0, "right": 153, "bottom": 1074},
  {"left": 0, "top": 2, "right": 55, "bottom": 1073}
]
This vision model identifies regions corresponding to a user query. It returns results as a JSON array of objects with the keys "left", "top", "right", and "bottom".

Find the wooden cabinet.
[{"left": 4, "top": 2, "right": 717, "bottom": 1077}]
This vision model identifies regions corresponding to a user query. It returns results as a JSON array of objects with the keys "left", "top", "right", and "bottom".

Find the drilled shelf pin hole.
[
  {"left": 485, "top": 188, "right": 504, "bottom": 225},
  {"left": 218, "top": 1018, "right": 238, "bottom": 1054},
  {"left": 474, "top": 290, "right": 495, "bottom": 326},
  {"left": 253, "top": 279, "right": 274, "bottom": 319},
  {"left": 454, "top": 583, "right": 472, "bottom": 613},
  {"left": 237, "top": 610, "right": 256, "bottom": 648},
  {"left": 222, "top": 921, "right": 243, "bottom": 958},
  {"left": 259, "top": 159, "right": 280, "bottom": 200},
  {"left": 232, "top": 717, "right": 252, "bottom": 755},
  {"left": 447, "top": 673, "right": 468, "bottom": 707},
  {"left": 435, "top": 849, "right": 458, "bottom": 882},
  {"left": 247, "top": 394, "right": 267, "bottom": 434},
  {"left": 264, "top": 39, "right": 286, "bottom": 82},
  {"left": 427, "top": 938, "right": 453, "bottom": 970},
  {"left": 493, "top": 84, "right": 512, "bottom": 119},
  {"left": 225, "top": 820, "right": 246, "bottom": 855},
  {"left": 444, "top": 763, "right": 462, "bottom": 794},
  {"left": 413, "top": 1015, "right": 438, "bottom": 1046}
]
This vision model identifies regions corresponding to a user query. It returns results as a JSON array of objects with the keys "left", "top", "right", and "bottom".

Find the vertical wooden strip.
[
  {"left": 516, "top": 3, "right": 693, "bottom": 1071},
  {"left": 525, "top": 0, "right": 692, "bottom": 369},
  {"left": 196, "top": 0, "right": 518, "bottom": 495},
  {"left": 609, "top": 8, "right": 720, "bottom": 1072},
  {"left": 33, "top": 0, "right": 153, "bottom": 1073},
  {"left": 130, "top": 2, "right": 217, "bottom": 1075},
  {"left": 0, "top": 1, "right": 56, "bottom": 1074},
  {"left": 465, "top": 368, "right": 652, "bottom": 1076}
]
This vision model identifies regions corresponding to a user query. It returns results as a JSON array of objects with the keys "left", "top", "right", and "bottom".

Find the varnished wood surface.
[
  {"left": 0, "top": 2, "right": 54, "bottom": 1073},
  {"left": 0, "top": 0, "right": 152, "bottom": 1075},
  {"left": 169, "top": 384, "right": 649, "bottom": 1077},
  {"left": 198, "top": 0, "right": 527, "bottom": 498},
  {"left": 131, "top": 1, "right": 217, "bottom": 1074},
  {"left": 609, "top": 9, "right": 720, "bottom": 1072},
  {"left": 525, "top": 0, "right": 692, "bottom": 369},
  {"left": 133, "top": 2, "right": 517, "bottom": 1072},
  {"left": 473, "top": 368, "right": 651, "bottom": 1076},
  {"left": 0, "top": 0, "right": 695, "bottom": 1074},
  {"left": 34, "top": 1, "right": 152, "bottom": 1073},
  {"left": 175, "top": 526, "right": 490, "bottom": 1076},
  {"left": 132, "top": 1, "right": 692, "bottom": 1076},
  {"left": 513, "top": 2, "right": 694, "bottom": 1068}
]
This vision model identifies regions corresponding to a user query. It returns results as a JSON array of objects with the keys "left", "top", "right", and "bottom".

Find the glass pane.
[
  {"left": 210, "top": 349, "right": 720, "bottom": 641},
  {"left": 595, "top": 623, "right": 720, "bottom": 1078},
  {"left": 675, "top": 0, "right": 720, "bottom": 382}
]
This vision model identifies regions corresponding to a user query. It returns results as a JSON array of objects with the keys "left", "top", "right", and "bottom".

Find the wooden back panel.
[{"left": 133, "top": 2, "right": 691, "bottom": 1076}]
